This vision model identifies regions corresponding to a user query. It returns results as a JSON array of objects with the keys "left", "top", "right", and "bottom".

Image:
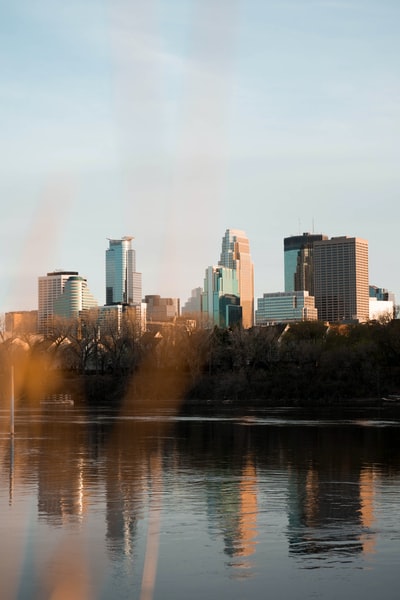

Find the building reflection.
[
  {"left": 287, "top": 458, "right": 377, "bottom": 559},
  {"left": 359, "top": 466, "right": 376, "bottom": 555},
  {"left": 287, "top": 464, "right": 363, "bottom": 557},
  {"left": 36, "top": 420, "right": 93, "bottom": 526},
  {"left": 104, "top": 446, "right": 145, "bottom": 560},
  {"left": 235, "top": 459, "right": 258, "bottom": 566},
  {"left": 206, "top": 453, "right": 258, "bottom": 574},
  {"left": 3, "top": 409, "right": 398, "bottom": 598},
  {"left": 103, "top": 418, "right": 167, "bottom": 562}
]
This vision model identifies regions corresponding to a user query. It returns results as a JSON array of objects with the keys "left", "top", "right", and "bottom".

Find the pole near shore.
[
  {"left": 9, "top": 434, "right": 14, "bottom": 505},
  {"left": 10, "top": 365, "right": 14, "bottom": 436}
]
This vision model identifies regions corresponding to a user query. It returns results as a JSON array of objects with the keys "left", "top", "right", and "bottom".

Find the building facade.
[
  {"left": 369, "top": 298, "right": 394, "bottom": 321},
  {"left": 313, "top": 237, "right": 369, "bottom": 323},
  {"left": 144, "top": 295, "right": 180, "bottom": 322},
  {"left": 369, "top": 286, "right": 395, "bottom": 321},
  {"left": 369, "top": 285, "right": 395, "bottom": 303},
  {"left": 53, "top": 275, "right": 98, "bottom": 320},
  {"left": 38, "top": 271, "right": 79, "bottom": 334},
  {"left": 219, "top": 229, "right": 254, "bottom": 328},
  {"left": 284, "top": 233, "right": 328, "bottom": 294},
  {"left": 182, "top": 287, "right": 203, "bottom": 316},
  {"left": 255, "top": 291, "right": 318, "bottom": 325},
  {"left": 97, "top": 303, "right": 144, "bottom": 335},
  {"left": 5, "top": 310, "right": 38, "bottom": 334},
  {"left": 201, "top": 265, "right": 241, "bottom": 328},
  {"left": 105, "top": 237, "right": 142, "bottom": 306}
]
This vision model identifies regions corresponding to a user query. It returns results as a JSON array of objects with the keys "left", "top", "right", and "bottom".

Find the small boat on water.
[
  {"left": 381, "top": 394, "right": 400, "bottom": 404},
  {"left": 40, "top": 394, "right": 74, "bottom": 406}
]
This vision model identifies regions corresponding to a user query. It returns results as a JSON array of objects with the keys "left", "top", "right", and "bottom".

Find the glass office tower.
[
  {"left": 284, "top": 233, "right": 328, "bottom": 294},
  {"left": 219, "top": 229, "right": 254, "bottom": 328},
  {"left": 201, "top": 266, "right": 241, "bottom": 328},
  {"left": 105, "top": 237, "right": 142, "bottom": 306}
]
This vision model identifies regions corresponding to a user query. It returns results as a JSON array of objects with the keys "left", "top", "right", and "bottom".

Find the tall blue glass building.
[
  {"left": 201, "top": 266, "right": 241, "bottom": 328},
  {"left": 105, "top": 237, "right": 142, "bottom": 306},
  {"left": 284, "top": 233, "right": 328, "bottom": 295}
]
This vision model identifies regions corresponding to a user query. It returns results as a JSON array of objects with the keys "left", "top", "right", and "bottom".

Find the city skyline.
[
  {"left": 1, "top": 226, "right": 396, "bottom": 318},
  {"left": 1, "top": 1, "right": 399, "bottom": 313}
]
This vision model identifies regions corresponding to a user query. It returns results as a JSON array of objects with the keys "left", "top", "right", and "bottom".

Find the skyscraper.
[
  {"left": 182, "top": 287, "right": 203, "bottom": 316},
  {"left": 38, "top": 270, "right": 78, "bottom": 334},
  {"left": 313, "top": 236, "right": 369, "bottom": 323},
  {"left": 105, "top": 237, "right": 142, "bottom": 306},
  {"left": 53, "top": 275, "right": 98, "bottom": 320},
  {"left": 38, "top": 271, "right": 98, "bottom": 334},
  {"left": 219, "top": 229, "right": 254, "bottom": 328},
  {"left": 201, "top": 265, "right": 241, "bottom": 328},
  {"left": 284, "top": 233, "right": 328, "bottom": 294}
]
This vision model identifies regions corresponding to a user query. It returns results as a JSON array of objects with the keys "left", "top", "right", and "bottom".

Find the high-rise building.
[
  {"left": 38, "top": 271, "right": 98, "bottom": 334},
  {"left": 182, "top": 287, "right": 203, "bottom": 316},
  {"left": 202, "top": 265, "right": 241, "bottom": 328},
  {"left": 105, "top": 237, "right": 142, "bottom": 306},
  {"left": 53, "top": 275, "right": 98, "bottom": 320},
  {"left": 38, "top": 271, "right": 79, "bottom": 334},
  {"left": 313, "top": 236, "right": 369, "bottom": 323},
  {"left": 284, "top": 233, "right": 328, "bottom": 294},
  {"left": 219, "top": 229, "right": 254, "bottom": 328}
]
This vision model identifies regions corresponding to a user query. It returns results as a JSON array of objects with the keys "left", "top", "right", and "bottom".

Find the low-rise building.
[
  {"left": 5, "top": 310, "right": 38, "bottom": 334},
  {"left": 144, "top": 295, "right": 180, "bottom": 322},
  {"left": 255, "top": 291, "right": 318, "bottom": 325}
]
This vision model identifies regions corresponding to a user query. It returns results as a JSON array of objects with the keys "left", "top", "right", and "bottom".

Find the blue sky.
[{"left": 1, "top": 0, "right": 399, "bottom": 312}]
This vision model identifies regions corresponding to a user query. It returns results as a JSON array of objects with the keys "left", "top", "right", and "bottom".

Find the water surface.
[{"left": 1, "top": 406, "right": 400, "bottom": 599}]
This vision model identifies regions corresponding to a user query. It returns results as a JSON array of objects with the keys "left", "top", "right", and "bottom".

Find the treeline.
[
  {"left": 184, "top": 320, "right": 400, "bottom": 404},
  {"left": 1, "top": 317, "right": 400, "bottom": 406}
]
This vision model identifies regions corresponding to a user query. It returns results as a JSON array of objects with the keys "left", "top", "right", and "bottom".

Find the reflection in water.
[
  {"left": 360, "top": 467, "right": 376, "bottom": 555},
  {"left": 140, "top": 450, "right": 162, "bottom": 600},
  {"left": 36, "top": 419, "right": 91, "bottom": 526},
  {"left": 205, "top": 453, "right": 258, "bottom": 575},
  {"left": 1, "top": 411, "right": 400, "bottom": 599},
  {"left": 237, "top": 459, "right": 258, "bottom": 565},
  {"left": 286, "top": 427, "right": 380, "bottom": 561},
  {"left": 9, "top": 435, "right": 14, "bottom": 506},
  {"left": 288, "top": 464, "right": 365, "bottom": 558}
]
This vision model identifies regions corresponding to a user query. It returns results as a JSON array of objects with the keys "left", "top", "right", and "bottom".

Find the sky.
[{"left": 1, "top": 0, "right": 399, "bottom": 313}]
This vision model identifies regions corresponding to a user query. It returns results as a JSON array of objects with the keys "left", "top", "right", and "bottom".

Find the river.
[{"left": 1, "top": 404, "right": 400, "bottom": 599}]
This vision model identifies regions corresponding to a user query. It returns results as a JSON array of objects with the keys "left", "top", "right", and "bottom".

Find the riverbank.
[
  {"left": 179, "top": 397, "right": 400, "bottom": 420},
  {"left": 7, "top": 370, "right": 400, "bottom": 418}
]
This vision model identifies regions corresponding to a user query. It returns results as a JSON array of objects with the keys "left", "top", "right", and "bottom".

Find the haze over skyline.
[{"left": 1, "top": 0, "right": 399, "bottom": 313}]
